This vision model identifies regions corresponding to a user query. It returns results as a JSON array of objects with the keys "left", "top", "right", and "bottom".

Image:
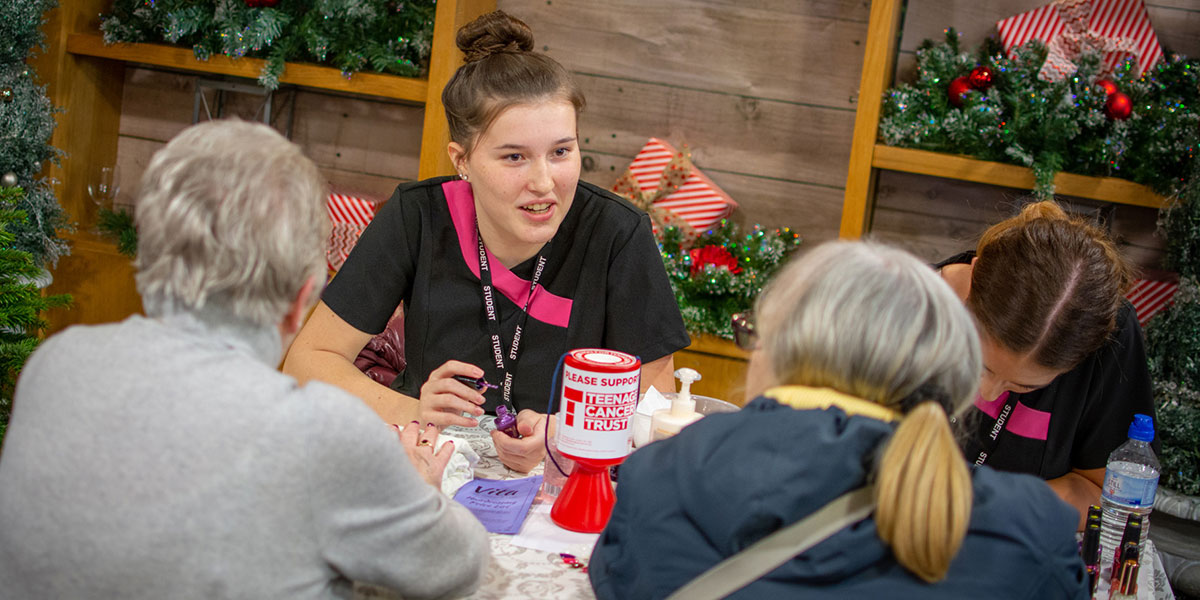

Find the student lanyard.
[
  {"left": 972, "top": 391, "right": 1016, "bottom": 468},
  {"left": 476, "top": 221, "right": 548, "bottom": 411}
]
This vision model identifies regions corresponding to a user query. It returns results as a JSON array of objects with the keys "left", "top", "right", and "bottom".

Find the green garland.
[
  {"left": 1147, "top": 280, "right": 1200, "bottom": 495},
  {"left": 101, "top": 0, "right": 437, "bottom": 89},
  {"left": 879, "top": 30, "right": 1199, "bottom": 199},
  {"left": 1145, "top": 156, "right": 1200, "bottom": 495},
  {"left": 97, "top": 207, "right": 138, "bottom": 258},
  {"left": 658, "top": 220, "right": 802, "bottom": 340}
]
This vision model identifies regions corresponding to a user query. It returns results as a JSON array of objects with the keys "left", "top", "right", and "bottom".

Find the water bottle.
[{"left": 1099, "top": 414, "right": 1160, "bottom": 563}]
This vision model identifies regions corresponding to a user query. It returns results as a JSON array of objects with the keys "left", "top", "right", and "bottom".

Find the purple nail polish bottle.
[{"left": 495, "top": 405, "right": 520, "bottom": 438}]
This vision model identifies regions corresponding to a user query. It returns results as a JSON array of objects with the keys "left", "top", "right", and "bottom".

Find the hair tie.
[
  {"left": 464, "top": 40, "right": 527, "bottom": 63},
  {"left": 897, "top": 382, "right": 954, "bottom": 416}
]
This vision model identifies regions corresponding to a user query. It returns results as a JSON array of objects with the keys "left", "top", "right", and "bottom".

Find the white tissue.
[
  {"left": 510, "top": 503, "right": 600, "bottom": 557},
  {"left": 436, "top": 434, "right": 479, "bottom": 497},
  {"left": 633, "top": 385, "right": 673, "bottom": 447}
]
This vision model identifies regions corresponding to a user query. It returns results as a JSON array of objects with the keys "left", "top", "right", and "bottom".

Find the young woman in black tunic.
[
  {"left": 937, "top": 201, "right": 1155, "bottom": 528},
  {"left": 284, "top": 11, "right": 689, "bottom": 472}
]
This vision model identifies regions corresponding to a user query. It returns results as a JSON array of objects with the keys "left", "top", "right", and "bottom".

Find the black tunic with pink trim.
[
  {"left": 323, "top": 177, "right": 691, "bottom": 414},
  {"left": 936, "top": 251, "right": 1158, "bottom": 480}
]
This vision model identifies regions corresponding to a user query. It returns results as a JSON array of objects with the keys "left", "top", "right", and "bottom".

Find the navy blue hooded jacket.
[{"left": 589, "top": 392, "right": 1088, "bottom": 599}]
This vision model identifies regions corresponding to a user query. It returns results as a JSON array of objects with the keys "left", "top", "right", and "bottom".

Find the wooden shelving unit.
[
  {"left": 872, "top": 145, "right": 1168, "bottom": 210},
  {"left": 840, "top": 0, "right": 1168, "bottom": 238},
  {"left": 33, "top": 0, "right": 493, "bottom": 331}
]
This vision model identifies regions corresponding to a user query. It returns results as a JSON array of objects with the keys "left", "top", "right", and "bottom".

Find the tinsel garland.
[
  {"left": 101, "top": 0, "right": 436, "bottom": 89},
  {"left": 879, "top": 30, "right": 1199, "bottom": 200},
  {"left": 658, "top": 220, "right": 802, "bottom": 340},
  {"left": 0, "top": 0, "right": 70, "bottom": 267},
  {"left": 0, "top": 0, "right": 53, "bottom": 64}
]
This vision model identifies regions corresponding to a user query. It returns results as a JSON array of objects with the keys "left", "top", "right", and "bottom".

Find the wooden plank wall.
[
  {"left": 501, "top": 0, "right": 870, "bottom": 247},
  {"left": 111, "top": 0, "right": 1199, "bottom": 275},
  {"left": 114, "top": 68, "right": 423, "bottom": 207},
  {"left": 113, "top": 0, "right": 872, "bottom": 253},
  {"left": 873, "top": 0, "right": 1200, "bottom": 268}
]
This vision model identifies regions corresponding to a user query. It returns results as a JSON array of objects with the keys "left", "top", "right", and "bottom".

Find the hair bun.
[
  {"left": 457, "top": 10, "right": 535, "bottom": 63},
  {"left": 1017, "top": 200, "right": 1069, "bottom": 222}
]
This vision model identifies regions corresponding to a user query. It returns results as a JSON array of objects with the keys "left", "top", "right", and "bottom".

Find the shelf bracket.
[{"left": 192, "top": 76, "right": 297, "bottom": 139}]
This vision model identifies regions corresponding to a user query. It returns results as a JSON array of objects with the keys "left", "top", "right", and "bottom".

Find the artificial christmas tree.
[
  {"left": 0, "top": 185, "right": 70, "bottom": 442},
  {"left": 0, "top": 0, "right": 72, "bottom": 443},
  {"left": 1, "top": 0, "right": 70, "bottom": 267}
]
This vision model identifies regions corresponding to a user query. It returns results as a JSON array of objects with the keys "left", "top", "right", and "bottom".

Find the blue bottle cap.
[{"left": 1128, "top": 413, "right": 1154, "bottom": 442}]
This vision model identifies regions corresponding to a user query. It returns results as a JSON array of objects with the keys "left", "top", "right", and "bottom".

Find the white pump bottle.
[{"left": 651, "top": 368, "right": 704, "bottom": 441}]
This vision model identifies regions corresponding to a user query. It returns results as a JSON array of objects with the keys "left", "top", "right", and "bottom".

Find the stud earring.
[{"left": 459, "top": 172, "right": 469, "bottom": 182}]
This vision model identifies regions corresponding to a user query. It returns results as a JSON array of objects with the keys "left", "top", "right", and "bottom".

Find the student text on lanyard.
[
  {"left": 973, "top": 391, "right": 1017, "bottom": 467},
  {"left": 476, "top": 221, "right": 548, "bottom": 414}
]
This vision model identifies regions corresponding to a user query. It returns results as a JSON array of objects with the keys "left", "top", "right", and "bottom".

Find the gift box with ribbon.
[
  {"left": 1126, "top": 276, "right": 1179, "bottom": 327},
  {"left": 611, "top": 138, "right": 737, "bottom": 238},
  {"left": 996, "top": 0, "right": 1163, "bottom": 82},
  {"left": 326, "top": 191, "right": 383, "bottom": 272}
]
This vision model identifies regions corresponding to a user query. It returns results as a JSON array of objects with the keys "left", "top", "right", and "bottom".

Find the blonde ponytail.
[{"left": 874, "top": 402, "right": 972, "bottom": 583}]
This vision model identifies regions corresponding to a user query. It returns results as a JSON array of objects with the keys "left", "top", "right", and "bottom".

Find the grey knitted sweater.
[{"left": 0, "top": 308, "right": 488, "bottom": 599}]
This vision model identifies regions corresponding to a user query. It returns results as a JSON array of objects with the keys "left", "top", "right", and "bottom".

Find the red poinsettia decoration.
[{"left": 689, "top": 245, "right": 741, "bottom": 276}]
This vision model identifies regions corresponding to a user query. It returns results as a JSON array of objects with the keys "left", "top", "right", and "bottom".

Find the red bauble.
[
  {"left": 1105, "top": 92, "right": 1133, "bottom": 120},
  {"left": 1096, "top": 79, "right": 1119, "bottom": 97},
  {"left": 244, "top": 0, "right": 279, "bottom": 7},
  {"left": 948, "top": 76, "right": 973, "bottom": 108},
  {"left": 968, "top": 66, "right": 994, "bottom": 90}
]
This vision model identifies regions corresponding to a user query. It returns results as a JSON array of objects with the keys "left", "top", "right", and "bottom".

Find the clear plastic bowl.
[
  {"left": 631, "top": 394, "right": 739, "bottom": 447},
  {"left": 693, "top": 394, "right": 739, "bottom": 415}
]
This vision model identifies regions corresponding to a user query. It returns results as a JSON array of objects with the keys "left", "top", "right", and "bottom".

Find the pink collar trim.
[
  {"left": 443, "top": 180, "right": 572, "bottom": 328},
  {"left": 973, "top": 391, "right": 1051, "bottom": 441}
]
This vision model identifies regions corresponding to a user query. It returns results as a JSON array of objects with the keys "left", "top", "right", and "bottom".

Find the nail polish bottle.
[
  {"left": 495, "top": 405, "right": 520, "bottom": 438},
  {"left": 1109, "top": 542, "right": 1139, "bottom": 600}
]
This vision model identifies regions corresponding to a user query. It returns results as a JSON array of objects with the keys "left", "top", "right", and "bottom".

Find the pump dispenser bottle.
[{"left": 651, "top": 368, "right": 704, "bottom": 441}]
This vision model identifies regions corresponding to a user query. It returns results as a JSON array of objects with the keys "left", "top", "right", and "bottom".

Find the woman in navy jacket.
[{"left": 590, "top": 241, "right": 1088, "bottom": 599}]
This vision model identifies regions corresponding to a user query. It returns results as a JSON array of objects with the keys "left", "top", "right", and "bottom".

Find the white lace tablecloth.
[
  {"left": 355, "top": 417, "right": 595, "bottom": 600},
  {"left": 444, "top": 419, "right": 595, "bottom": 600}
]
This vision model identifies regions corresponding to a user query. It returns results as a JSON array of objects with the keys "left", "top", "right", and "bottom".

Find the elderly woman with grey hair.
[
  {"left": 0, "top": 120, "right": 488, "bottom": 599},
  {"left": 589, "top": 241, "right": 1089, "bottom": 600}
]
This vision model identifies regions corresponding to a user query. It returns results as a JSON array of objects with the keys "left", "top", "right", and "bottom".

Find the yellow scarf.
[{"left": 763, "top": 385, "right": 899, "bottom": 423}]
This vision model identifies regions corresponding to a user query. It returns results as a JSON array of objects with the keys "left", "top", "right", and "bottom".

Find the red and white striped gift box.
[
  {"left": 1125, "top": 277, "right": 1179, "bottom": 327},
  {"left": 620, "top": 138, "right": 737, "bottom": 231},
  {"left": 996, "top": 0, "right": 1162, "bottom": 81},
  {"left": 326, "top": 192, "right": 382, "bottom": 271}
]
